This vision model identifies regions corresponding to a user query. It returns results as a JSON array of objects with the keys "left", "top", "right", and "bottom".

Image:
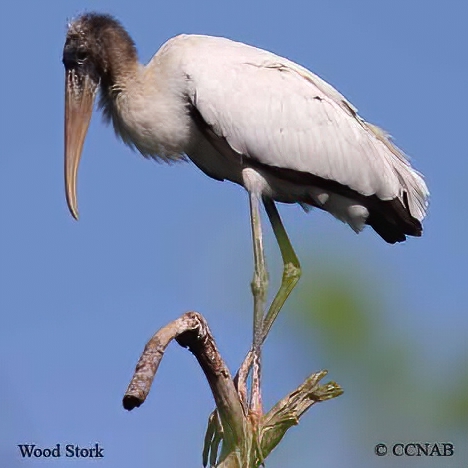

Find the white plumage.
[
  {"left": 97, "top": 33, "right": 428, "bottom": 240},
  {"left": 63, "top": 12, "right": 430, "bottom": 425}
]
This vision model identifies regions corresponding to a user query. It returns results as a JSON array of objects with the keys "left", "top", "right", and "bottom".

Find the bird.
[{"left": 63, "top": 12, "right": 429, "bottom": 416}]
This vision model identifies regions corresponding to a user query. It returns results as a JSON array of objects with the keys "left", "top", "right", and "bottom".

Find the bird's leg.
[
  {"left": 262, "top": 198, "right": 301, "bottom": 341},
  {"left": 236, "top": 199, "right": 299, "bottom": 416},
  {"left": 248, "top": 191, "right": 268, "bottom": 420},
  {"left": 202, "top": 199, "right": 296, "bottom": 465},
  {"left": 202, "top": 194, "right": 270, "bottom": 465}
]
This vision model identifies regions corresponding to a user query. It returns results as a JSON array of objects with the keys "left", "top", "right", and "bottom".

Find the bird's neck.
[
  {"left": 99, "top": 45, "right": 139, "bottom": 99},
  {"left": 98, "top": 44, "right": 140, "bottom": 130},
  {"left": 95, "top": 20, "right": 139, "bottom": 89},
  {"left": 98, "top": 47, "right": 192, "bottom": 161}
]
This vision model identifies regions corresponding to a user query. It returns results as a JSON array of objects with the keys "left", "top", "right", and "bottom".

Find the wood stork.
[{"left": 63, "top": 13, "right": 429, "bottom": 415}]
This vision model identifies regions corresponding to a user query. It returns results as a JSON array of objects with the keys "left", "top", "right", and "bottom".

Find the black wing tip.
[
  {"left": 377, "top": 230, "right": 419, "bottom": 244},
  {"left": 368, "top": 199, "right": 423, "bottom": 244}
]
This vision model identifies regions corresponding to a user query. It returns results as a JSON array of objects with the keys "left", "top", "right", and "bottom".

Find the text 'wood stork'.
[{"left": 63, "top": 13, "right": 429, "bottom": 417}]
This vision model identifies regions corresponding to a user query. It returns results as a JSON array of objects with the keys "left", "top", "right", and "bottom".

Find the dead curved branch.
[{"left": 123, "top": 311, "right": 342, "bottom": 467}]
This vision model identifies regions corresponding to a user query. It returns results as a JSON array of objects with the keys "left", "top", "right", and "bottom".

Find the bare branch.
[
  {"left": 123, "top": 311, "right": 246, "bottom": 455},
  {"left": 259, "top": 370, "right": 343, "bottom": 458},
  {"left": 123, "top": 312, "right": 342, "bottom": 467}
]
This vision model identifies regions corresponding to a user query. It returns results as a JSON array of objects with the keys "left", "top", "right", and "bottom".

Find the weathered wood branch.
[
  {"left": 123, "top": 311, "right": 342, "bottom": 467},
  {"left": 123, "top": 311, "right": 246, "bottom": 461}
]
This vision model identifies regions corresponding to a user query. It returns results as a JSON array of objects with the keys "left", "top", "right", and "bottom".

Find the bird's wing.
[{"left": 182, "top": 36, "right": 428, "bottom": 221}]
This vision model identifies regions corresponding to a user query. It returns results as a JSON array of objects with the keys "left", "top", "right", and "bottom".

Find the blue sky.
[{"left": 1, "top": 0, "right": 467, "bottom": 467}]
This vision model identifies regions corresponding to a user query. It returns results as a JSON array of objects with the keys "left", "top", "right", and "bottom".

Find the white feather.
[{"left": 114, "top": 34, "right": 428, "bottom": 230}]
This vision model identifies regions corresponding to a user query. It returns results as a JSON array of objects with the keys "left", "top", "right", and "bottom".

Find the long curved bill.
[{"left": 64, "top": 70, "right": 97, "bottom": 220}]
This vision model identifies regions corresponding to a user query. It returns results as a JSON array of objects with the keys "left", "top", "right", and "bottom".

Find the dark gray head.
[
  {"left": 63, "top": 13, "right": 137, "bottom": 219},
  {"left": 63, "top": 13, "right": 137, "bottom": 91}
]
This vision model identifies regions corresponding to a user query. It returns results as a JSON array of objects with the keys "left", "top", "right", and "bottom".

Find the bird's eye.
[
  {"left": 63, "top": 45, "right": 88, "bottom": 68},
  {"left": 75, "top": 49, "right": 87, "bottom": 64}
]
